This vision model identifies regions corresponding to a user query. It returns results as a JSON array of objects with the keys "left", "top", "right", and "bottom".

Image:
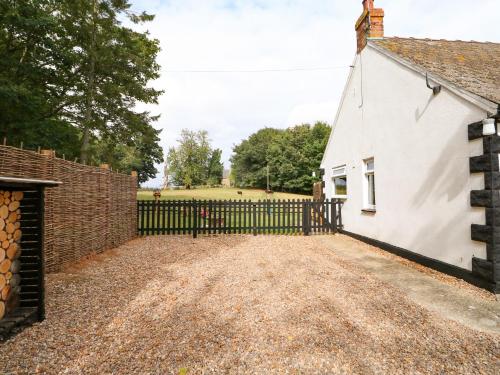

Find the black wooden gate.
[{"left": 137, "top": 199, "right": 343, "bottom": 237}]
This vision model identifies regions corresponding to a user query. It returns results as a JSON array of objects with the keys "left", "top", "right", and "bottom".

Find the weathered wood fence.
[{"left": 137, "top": 199, "right": 343, "bottom": 237}]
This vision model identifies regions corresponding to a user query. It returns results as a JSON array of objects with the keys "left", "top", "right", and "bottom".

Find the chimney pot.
[{"left": 363, "top": 0, "right": 374, "bottom": 11}]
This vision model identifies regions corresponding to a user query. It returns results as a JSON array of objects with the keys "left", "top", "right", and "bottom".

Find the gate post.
[
  {"left": 303, "top": 200, "right": 310, "bottom": 236},
  {"left": 338, "top": 201, "right": 343, "bottom": 230},
  {"left": 253, "top": 203, "right": 257, "bottom": 236},
  {"left": 331, "top": 199, "right": 338, "bottom": 233},
  {"left": 193, "top": 199, "right": 198, "bottom": 239}
]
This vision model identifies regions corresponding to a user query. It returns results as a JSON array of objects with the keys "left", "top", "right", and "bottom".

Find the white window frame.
[
  {"left": 363, "top": 158, "right": 376, "bottom": 210},
  {"left": 332, "top": 165, "right": 347, "bottom": 199}
]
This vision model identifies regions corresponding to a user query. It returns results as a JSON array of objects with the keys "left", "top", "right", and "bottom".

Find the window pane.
[
  {"left": 368, "top": 174, "right": 375, "bottom": 205},
  {"left": 334, "top": 176, "right": 347, "bottom": 196}
]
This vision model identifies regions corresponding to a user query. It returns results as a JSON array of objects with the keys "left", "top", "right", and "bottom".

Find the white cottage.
[{"left": 321, "top": 0, "right": 500, "bottom": 292}]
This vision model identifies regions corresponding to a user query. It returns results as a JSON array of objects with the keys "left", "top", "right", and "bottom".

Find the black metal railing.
[{"left": 137, "top": 199, "right": 343, "bottom": 237}]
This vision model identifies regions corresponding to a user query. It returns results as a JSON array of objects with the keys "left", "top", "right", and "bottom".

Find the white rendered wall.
[{"left": 321, "top": 46, "right": 488, "bottom": 270}]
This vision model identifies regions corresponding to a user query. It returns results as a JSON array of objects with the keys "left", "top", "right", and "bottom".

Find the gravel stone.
[{"left": 0, "top": 235, "right": 498, "bottom": 374}]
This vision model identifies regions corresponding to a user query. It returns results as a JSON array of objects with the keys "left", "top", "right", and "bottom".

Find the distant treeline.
[{"left": 230, "top": 122, "right": 331, "bottom": 195}]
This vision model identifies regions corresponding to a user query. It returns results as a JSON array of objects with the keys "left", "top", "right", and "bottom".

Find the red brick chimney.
[{"left": 355, "top": 0, "right": 384, "bottom": 53}]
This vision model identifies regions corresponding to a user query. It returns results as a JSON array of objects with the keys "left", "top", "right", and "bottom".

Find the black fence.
[{"left": 137, "top": 199, "right": 343, "bottom": 237}]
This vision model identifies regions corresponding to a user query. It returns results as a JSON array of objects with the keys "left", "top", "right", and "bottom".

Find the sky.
[{"left": 130, "top": 0, "right": 500, "bottom": 187}]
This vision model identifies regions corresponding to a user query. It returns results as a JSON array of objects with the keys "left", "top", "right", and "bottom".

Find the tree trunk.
[{"left": 80, "top": 0, "right": 98, "bottom": 164}]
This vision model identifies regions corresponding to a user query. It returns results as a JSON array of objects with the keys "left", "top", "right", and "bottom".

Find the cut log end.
[
  {"left": 7, "top": 243, "right": 18, "bottom": 259},
  {"left": 0, "top": 205, "right": 8, "bottom": 220},
  {"left": 12, "top": 191, "right": 23, "bottom": 201},
  {"left": 0, "top": 259, "right": 11, "bottom": 273},
  {"left": 8, "top": 201, "right": 20, "bottom": 212},
  {"left": 1, "top": 285, "right": 11, "bottom": 301},
  {"left": 5, "top": 222, "right": 15, "bottom": 234}
]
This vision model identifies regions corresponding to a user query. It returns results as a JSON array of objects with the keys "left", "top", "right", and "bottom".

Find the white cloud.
[{"left": 131, "top": 0, "right": 500, "bottom": 187}]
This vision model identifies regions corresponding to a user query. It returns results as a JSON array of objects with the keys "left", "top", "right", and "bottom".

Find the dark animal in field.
[{"left": 237, "top": 191, "right": 243, "bottom": 195}]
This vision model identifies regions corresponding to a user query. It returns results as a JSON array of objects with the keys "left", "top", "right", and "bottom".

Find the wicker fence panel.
[{"left": 0, "top": 146, "right": 137, "bottom": 272}]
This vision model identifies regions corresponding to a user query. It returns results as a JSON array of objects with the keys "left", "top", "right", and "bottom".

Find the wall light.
[{"left": 482, "top": 118, "right": 496, "bottom": 136}]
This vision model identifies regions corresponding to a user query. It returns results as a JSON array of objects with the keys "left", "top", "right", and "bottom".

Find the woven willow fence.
[{"left": 0, "top": 145, "right": 137, "bottom": 272}]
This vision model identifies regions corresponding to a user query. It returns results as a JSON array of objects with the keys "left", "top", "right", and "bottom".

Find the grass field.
[{"left": 137, "top": 187, "right": 311, "bottom": 201}]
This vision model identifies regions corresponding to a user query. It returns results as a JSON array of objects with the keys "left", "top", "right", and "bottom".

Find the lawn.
[{"left": 137, "top": 187, "right": 311, "bottom": 201}]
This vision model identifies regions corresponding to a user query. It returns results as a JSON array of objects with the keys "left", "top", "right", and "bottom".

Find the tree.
[
  {"left": 92, "top": 122, "right": 163, "bottom": 183},
  {"left": 230, "top": 128, "right": 283, "bottom": 188},
  {"left": 267, "top": 122, "right": 331, "bottom": 194},
  {"left": 207, "top": 149, "right": 224, "bottom": 186},
  {"left": 230, "top": 123, "right": 331, "bottom": 194},
  {"left": 167, "top": 130, "right": 212, "bottom": 188},
  {"left": 0, "top": 0, "right": 164, "bottom": 181},
  {"left": 56, "top": 0, "right": 163, "bottom": 163},
  {"left": 0, "top": 0, "right": 80, "bottom": 156}
]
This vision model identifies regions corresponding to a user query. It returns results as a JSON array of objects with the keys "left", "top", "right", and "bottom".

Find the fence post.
[
  {"left": 193, "top": 199, "right": 198, "bottom": 239},
  {"left": 137, "top": 201, "right": 141, "bottom": 236},
  {"left": 253, "top": 203, "right": 257, "bottom": 236},
  {"left": 303, "top": 200, "right": 310, "bottom": 236},
  {"left": 338, "top": 201, "right": 343, "bottom": 230},
  {"left": 331, "top": 199, "right": 337, "bottom": 233}
]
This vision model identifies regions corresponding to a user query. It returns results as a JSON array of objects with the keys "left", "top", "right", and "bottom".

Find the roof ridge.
[{"left": 380, "top": 36, "right": 500, "bottom": 45}]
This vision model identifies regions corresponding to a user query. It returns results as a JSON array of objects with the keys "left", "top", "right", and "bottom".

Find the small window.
[
  {"left": 364, "top": 158, "right": 376, "bottom": 210},
  {"left": 332, "top": 165, "right": 347, "bottom": 198}
]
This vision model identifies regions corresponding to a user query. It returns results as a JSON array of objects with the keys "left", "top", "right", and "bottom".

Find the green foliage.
[
  {"left": 230, "top": 128, "right": 283, "bottom": 188},
  {"left": 167, "top": 129, "right": 217, "bottom": 188},
  {"left": 0, "top": 0, "right": 163, "bottom": 182},
  {"left": 207, "top": 149, "right": 224, "bottom": 186},
  {"left": 230, "top": 122, "right": 331, "bottom": 194},
  {"left": 91, "top": 121, "right": 162, "bottom": 183},
  {"left": 0, "top": 0, "right": 77, "bottom": 153}
]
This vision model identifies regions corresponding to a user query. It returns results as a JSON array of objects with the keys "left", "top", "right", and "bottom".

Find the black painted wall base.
[{"left": 341, "top": 230, "right": 498, "bottom": 294}]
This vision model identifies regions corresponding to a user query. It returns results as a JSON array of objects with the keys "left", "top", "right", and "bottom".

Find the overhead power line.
[{"left": 164, "top": 66, "right": 351, "bottom": 73}]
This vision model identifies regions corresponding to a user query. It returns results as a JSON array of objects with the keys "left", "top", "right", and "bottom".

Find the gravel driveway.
[{"left": 1, "top": 235, "right": 499, "bottom": 374}]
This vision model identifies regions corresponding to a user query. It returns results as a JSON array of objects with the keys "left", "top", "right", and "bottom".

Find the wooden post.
[
  {"left": 40, "top": 149, "right": 55, "bottom": 158},
  {"left": 193, "top": 200, "right": 198, "bottom": 239},
  {"left": 303, "top": 200, "right": 310, "bottom": 236},
  {"left": 252, "top": 203, "right": 257, "bottom": 236},
  {"left": 100, "top": 163, "right": 110, "bottom": 170},
  {"left": 137, "top": 201, "right": 141, "bottom": 236},
  {"left": 331, "top": 199, "right": 337, "bottom": 233},
  {"left": 338, "top": 201, "right": 343, "bottom": 230}
]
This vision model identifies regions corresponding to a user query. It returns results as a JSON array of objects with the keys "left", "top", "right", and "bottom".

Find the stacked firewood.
[{"left": 0, "top": 191, "right": 23, "bottom": 320}]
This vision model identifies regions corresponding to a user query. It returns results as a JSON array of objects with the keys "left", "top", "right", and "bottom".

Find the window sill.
[
  {"left": 333, "top": 195, "right": 347, "bottom": 200},
  {"left": 361, "top": 208, "right": 376, "bottom": 213}
]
